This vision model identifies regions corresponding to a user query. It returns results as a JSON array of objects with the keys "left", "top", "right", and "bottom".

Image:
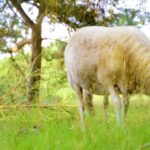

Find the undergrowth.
[{"left": 0, "top": 97, "right": 150, "bottom": 150}]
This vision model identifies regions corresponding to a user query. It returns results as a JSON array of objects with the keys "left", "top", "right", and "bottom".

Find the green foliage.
[
  {"left": 0, "top": 52, "right": 29, "bottom": 104},
  {"left": 43, "top": 40, "right": 66, "bottom": 61},
  {"left": 113, "top": 9, "right": 139, "bottom": 26},
  {"left": 42, "top": 0, "right": 150, "bottom": 27},
  {"left": 41, "top": 40, "right": 74, "bottom": 103},
  {"left": 0, "top": 40, "right": 73, "bottom": 104}
]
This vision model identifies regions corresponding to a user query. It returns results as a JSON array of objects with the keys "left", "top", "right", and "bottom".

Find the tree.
[{"left": 8, "top": 0, "right": 44, "bottom": 103}]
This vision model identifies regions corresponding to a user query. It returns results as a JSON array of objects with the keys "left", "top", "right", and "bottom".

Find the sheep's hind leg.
[
  {"left": 108, "top": 85, "right": 122, "bottom": 125},
  {"left": 83, "top": 89, "right": 94, "bottom": 115},
  {"left": 73, "top": 84, "right": 85, "bottom": 130},
  {"left": 122, "top": 94, "right": 130, "bottom": 121},
  {"left": 103, "top": 94, "right": 109, "bottom": 122}
]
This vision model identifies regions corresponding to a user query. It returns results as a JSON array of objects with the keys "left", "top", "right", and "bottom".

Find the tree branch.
[
  {"left": 37, "top": 12, "right": 44, "bottom": 25},
  {"left": 9, "top": 39, "right": 32, "bottom": 53},
  {"left": 1, "top": 38, "right": 49, "bottom": 53},
  {"left": 10, "top": 0, "right": 35, "bottom": 28},
  {"left": 7, "top": 0, "right": 21, "bottom": 21},
  {"left": 0, "top": 104, "right": 78, "bottom": 109}
]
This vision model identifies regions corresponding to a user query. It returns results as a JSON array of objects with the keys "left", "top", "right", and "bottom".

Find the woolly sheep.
[{"left": 64, "top": 26, "right": 150, "bottom": 127}]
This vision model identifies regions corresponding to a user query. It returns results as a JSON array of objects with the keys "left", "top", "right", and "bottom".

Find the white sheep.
[{"left": 64, "top": 26, "right": 150, "bottom": 127}]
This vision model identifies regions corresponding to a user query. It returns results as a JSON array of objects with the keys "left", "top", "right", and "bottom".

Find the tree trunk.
[{"left": 28, "top": 24, "right": 42, "bottom": 103}]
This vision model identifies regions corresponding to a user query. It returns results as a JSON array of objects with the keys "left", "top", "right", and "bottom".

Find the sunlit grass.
[{"left": 0, "top": 96, "right": 150, "bottom": 150}]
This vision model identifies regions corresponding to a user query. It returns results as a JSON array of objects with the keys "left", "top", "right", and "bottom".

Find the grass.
[{"left": 0, "top": 95, "right": 150, "bottom": 150}]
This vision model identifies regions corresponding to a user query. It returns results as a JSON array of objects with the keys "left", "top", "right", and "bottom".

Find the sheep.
[{"left": 64, "top": 26, "right": 150, "bottom": 127}]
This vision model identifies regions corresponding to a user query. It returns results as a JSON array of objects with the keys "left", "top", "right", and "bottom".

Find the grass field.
[{"left": 0, "top": 95, "right": 150, "bottom": 150}]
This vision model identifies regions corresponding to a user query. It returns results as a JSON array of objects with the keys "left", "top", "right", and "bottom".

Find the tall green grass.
[{"left": 0, "top": 96, "right": 150, "bottom": 150}]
